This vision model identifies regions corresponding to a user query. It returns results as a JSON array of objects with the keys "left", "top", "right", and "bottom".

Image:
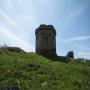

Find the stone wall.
[{"left": 35, "top": 24, "right": 56, "bottom": 56}]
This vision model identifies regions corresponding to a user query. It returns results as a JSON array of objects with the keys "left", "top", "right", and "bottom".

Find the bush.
[
  {"left": 66, "top": 51, "right": 74, "bottom": 62},
  {"left": 0, "top": 46, "right": 25, "bottom": 53},
  {"left": 66, "top": 51, "right": 74, "bottom": 59}
]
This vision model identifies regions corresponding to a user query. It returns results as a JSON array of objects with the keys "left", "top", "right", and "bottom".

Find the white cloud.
[
  {"left": 62, "top": 36, "right": 90, "bottom": 43},
  {"left": 37, "top": 0, "right": 51, "bottom": 6},
  {"left": 82, "top": 46, "right": 90, "bottom": 50},
  {"left": 23, "top": 15, "right": 35, "bottom": 23},
  {"left": 0, "top": 9, "right": 17, "bottom": 27},
  {"left": 0, "top": 0, "right": 89, "bottom": 59},
  {"left": 0, "top": 0, "right": 36, "bottom": 52},
  {"left": 77, "top": 52, "right": 90, "bottom": 59},
  {"left": 0, "top": 7, "right": 34, "bottom": 41},
  {"left": 0, "top": 27, "right": 34, "bottom": 52},
  {"left": 78, "top": 52, "right": 90, "bottom": 55},
  {"left": 63, "top": 1, "right": 88, "bottom": 29},
  {"left": 6, "top": 0, "right": 13, "bottom": 9}
]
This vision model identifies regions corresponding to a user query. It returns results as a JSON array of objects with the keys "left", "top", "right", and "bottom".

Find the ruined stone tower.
[{"left": 35, "top": 24, "right": 56, "bottom": 56}]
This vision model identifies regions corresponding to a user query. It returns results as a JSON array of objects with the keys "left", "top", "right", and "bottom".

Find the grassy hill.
[{"left": 0, "top": 48, "right": 90, "bottom": 90}]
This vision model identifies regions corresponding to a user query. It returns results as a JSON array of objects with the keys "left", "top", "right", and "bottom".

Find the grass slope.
[{"left": 0, "top": 51, "right": 90, "bottom": 90}]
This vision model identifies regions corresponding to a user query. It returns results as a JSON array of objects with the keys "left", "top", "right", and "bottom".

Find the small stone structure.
[{"left": 35, "top": 24, "right": 56, "bottom": 56}]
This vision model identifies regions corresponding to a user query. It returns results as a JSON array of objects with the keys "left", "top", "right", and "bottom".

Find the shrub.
[
  {"left": 66, "top": 51, "right": 74, "bottom": 62},
  {"left": 66, "top": 51, "right": 74, "bottom": 59}
]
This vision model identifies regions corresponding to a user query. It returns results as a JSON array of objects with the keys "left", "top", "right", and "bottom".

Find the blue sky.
[{"left": 0, "top": 0, "right": 90, "bottom": 59}]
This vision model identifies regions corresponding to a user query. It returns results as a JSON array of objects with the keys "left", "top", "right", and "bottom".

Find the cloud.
[
  {"left": 0, "top": 0, "right": 36, "bottom": 52},
  {"left": 78, "top": 52, "right": 90, "bottom": 55},
  {"left": 62, "top": 1, "right": 88, "bottom": 29},
  {"left": 0, "top": 8, "right": 34, "bottom": 40},
  {"left": 82, "top": 46, "right": 90, "bottom": 50},
  {"left": 38, "top": 0, "right": 51, "bottom": 6},
  {"left": 77, "top": 52, "right": 90, "bottom": 59},
  {"left": 0, "top": 9, "right": 17, "bottom": 27},
  {"left": 0, "top": 27, "right": 34, "bottom": 52},
  {"left": 0, "top": 0, "right": 89, "bottom": 59},
  {"left": 23, "top": 15, "right": 35, "bottom": 23},
  {"left": 62, "top": 36, "right": 90, "bottom": 43}
]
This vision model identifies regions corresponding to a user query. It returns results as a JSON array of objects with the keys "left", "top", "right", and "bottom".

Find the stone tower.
[{"left": 35, "top": 24, "right": 56, "bottom": 56}]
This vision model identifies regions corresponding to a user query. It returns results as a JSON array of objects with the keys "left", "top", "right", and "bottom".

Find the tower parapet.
[{"left": 35, "top": 24, "right": 56, "bottom": 56}]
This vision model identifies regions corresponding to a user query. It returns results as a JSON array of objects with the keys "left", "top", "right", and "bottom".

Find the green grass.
[{"left": 0, "top": 51, "right": 90, "bottom": 90}]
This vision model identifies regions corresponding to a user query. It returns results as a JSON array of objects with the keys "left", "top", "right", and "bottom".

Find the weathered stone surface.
[{"left": 35, "top": 24, "right": 57, "bottom": 56}]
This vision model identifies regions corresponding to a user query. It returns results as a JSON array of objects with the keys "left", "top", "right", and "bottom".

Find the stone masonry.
[{"left": 35, "top": 24, "right": 56, "bottom": 56}]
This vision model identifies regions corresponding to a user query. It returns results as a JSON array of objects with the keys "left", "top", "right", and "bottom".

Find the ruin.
[{"left": 35, "top": 24, "right": 56, "bottom": 56}]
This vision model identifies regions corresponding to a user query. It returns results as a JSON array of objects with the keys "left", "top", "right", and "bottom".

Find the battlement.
[
  {"left": 35, "top": 24, "right": 57, "bottom": 56},
  {"left": 35, "top": 24, "right": 56, "bottom": 35}
]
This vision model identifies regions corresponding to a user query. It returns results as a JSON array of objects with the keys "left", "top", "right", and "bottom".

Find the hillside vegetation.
[{"left": 0, "top": 47, "right": 90, "bottom": 90}]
